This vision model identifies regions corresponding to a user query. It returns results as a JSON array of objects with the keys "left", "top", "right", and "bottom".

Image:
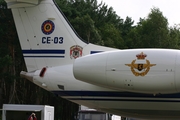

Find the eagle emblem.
[{"left": 125, "top": 52, "right": 156, "bottom": 76}]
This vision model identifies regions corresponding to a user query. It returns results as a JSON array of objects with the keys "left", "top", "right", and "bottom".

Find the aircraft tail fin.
[{"left": 5, "top": 0, "right": 115, "bottom": 72}]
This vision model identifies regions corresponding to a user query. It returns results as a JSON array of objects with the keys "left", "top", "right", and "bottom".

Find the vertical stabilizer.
[{"left": 5, "top": 0, "right": 115, "bottom": 72}]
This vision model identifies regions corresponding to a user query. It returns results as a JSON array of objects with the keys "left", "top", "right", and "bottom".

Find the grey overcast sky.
[{"left": 97, "top": 0, "right": 180, "bottom": 26}]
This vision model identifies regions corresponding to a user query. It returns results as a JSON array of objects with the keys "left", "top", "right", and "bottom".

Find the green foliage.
[
  {"left": 100, "top": 23, "right": 123, "bottom": 48},
  {"left": 55, "top": 0, "right": 180, "bottom": 50},
  {"left": 168, "top": 25, "right": 180, "bottom": 49},
  {"left": 121, "top": 16, "right": 134, "bottom": 48},
  {"left": 56, "top": 0, "right": 124, "bottom": 47},
  {"left": 128, "top": 7, "right": 172, "bottom": 48},
  {"left": 71, "top": 14, "right": 101, "bottom": 43}
]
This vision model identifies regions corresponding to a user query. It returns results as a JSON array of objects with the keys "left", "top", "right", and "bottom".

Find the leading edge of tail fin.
[{"left": 6, "top": 0, "right": 115, "bottom": 72}]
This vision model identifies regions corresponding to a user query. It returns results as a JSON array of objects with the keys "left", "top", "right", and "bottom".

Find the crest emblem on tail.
[{"left": 70, "top": 45, "right": 83, "bottom": 59}]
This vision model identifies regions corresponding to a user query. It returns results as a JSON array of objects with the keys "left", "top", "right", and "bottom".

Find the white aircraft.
[{"left": 5, "top": 0, "right": 180, "bottom": 119}]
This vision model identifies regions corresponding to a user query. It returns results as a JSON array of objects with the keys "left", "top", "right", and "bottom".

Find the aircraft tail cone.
[{"left": 20, "top": 71, "right": 34, "bottom": 82}]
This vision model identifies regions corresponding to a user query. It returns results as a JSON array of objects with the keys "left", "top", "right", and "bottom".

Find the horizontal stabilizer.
[
  {"left": 5, "top": 0, "right": 39, "bottom": 8},
  {"left": 20, "top": 71, "right": 34, "bottom": 82}
]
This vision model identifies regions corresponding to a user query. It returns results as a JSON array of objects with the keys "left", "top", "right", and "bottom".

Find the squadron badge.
[
  {"left": 41, "top": 20, "right": 55, "bottom": 35},
  {"left": 125, "top": 52, "right": 156, "bottom": 76},
  {"left": 70, "top": 45, "right": 83, "bottom": 59}
]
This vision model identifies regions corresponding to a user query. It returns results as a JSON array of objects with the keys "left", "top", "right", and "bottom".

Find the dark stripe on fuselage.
[
  {"left": 90, "top": 51, "right": 103, "bottom": 54},
  {"left": 67, "top": 98, "right": 180, "bottom": 102},
  {"left": 23, "top": 56, "right": 65, "bottom": 58},
  {"left": 22, "top": 49, "right": 65, "bottom": 54},
  {"left": 52, "top": 91, "right": 180, "bottom": 98}
]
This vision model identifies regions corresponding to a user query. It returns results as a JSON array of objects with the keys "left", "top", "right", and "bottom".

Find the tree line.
[
  {"left": 0, "top": 0, "right": 180, "bottom": 119},
  {"left": 57, "top": 0, "right": 180, "bottom": 49}
]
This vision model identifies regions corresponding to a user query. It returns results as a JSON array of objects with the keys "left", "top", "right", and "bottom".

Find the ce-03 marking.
[{"left": 42, "top": 37, "right": 63, "bottom": 44}]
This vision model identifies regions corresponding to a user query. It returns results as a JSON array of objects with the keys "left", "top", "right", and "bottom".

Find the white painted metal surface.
[{"left": 74, "top": 49, "right": 180, "bottom": 94}]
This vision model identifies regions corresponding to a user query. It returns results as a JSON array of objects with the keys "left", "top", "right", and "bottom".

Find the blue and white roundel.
[{"left": 41, "top": 20, "right": 55, "bottom": 35}]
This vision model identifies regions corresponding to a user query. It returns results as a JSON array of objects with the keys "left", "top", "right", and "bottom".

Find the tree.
[
  {"left": 168, "top": 25, "right": 180, "bottom": 49},
  {"left": 133, "top": 8, "right": 169, "bottom": 48},
  {"left": 57, "top": 0, "right": 125, "bottom": 47},
  {"left": 71, "top": 14, "right": 101, "bottom": 43},
  {"left": 121, "top": 16, "right": 135, "bottom": 48}
]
